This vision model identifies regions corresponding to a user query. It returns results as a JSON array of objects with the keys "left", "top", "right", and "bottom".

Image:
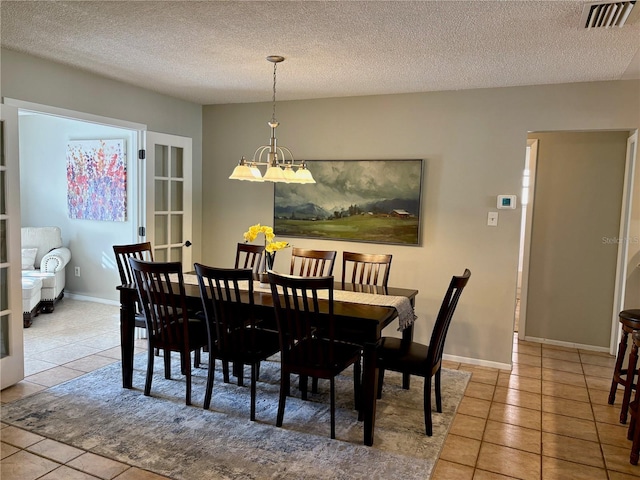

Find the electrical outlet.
[{"left": 74, "top": 266, "right": 81, "bottom": 277}]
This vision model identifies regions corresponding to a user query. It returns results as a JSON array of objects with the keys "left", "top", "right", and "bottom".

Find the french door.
[
  {"left": 144, "top": 132, "right": 193, "bottom": 268},
  {"left": 0, "top": 104, "right": 25, "bottom": 390}
]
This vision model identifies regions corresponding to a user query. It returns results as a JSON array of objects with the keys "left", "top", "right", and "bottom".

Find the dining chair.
[
  {"left": 113, "top": 242, "right": 160, "bottom": 355},
  {"left": 627, "top": 328, "right": 640, "bottom": 464},
  {"left": 235, "top": 242, "right": 266, "bottom": 273},
  {"left": 289, "top": 247, "right": 337, "bottom": 277},
  {"left": 194, "top": 263, "right": 280, "bottom": 420},
  {"left": 609, "top": 308, "right": 640, "bottom": 424},
  {"left": 376, "top": 268, "right": 471, "bottom": 436},
  {"left": 342, "top": 251, "right": 392, "bottom": 287},
  {"left": 267, "top": 271, "right": 362, "bottom": 439},
  {"left": 129, "top": 258, "right": 209, "bottom": 406}
]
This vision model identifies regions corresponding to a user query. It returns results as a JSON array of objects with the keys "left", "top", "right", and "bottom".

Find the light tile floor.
[{"left": 2, "top": 298, "right": 639, "bottom": 479}]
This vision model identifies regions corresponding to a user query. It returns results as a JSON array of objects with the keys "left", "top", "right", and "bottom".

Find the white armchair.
[{"left": 21, "top": 226, "right": 71, "bottom": 312}]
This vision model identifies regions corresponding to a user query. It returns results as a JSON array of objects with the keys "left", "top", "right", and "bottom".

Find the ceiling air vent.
[{"left": 581, "top": 1, "right": 636, "bottom": 28}]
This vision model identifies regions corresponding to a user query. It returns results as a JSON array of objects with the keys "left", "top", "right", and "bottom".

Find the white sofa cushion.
[
  {"left": 21, "top": 248, "right": 38, "bottom": 270},
  {"left": 21, "top": 227, "right": 64, "bottom": 266},
  {"left": 21, "top": 271, "right": 56, "bottom": 289},
  {"left": 22, "top": 277, "right": 43, "bottom": 312}
]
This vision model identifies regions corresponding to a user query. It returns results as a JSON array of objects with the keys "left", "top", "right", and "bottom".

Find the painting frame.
[
  {"left": 274, "top": 159, "right": 423, "bottom": 245},
  {"left": 66, "top": 139, "right": 127, "bottom": 222}
]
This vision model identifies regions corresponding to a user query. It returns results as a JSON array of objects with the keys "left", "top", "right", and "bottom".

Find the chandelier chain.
[{"left": 272, "top": 62, "right": 277, "bottom": 124}]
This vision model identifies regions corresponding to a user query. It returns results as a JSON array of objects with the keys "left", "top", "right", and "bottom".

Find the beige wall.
[
  {"left": 202, "top": 81, "right": 640, "bottom": 367},
  {"left": 525, "top": 131, "right": 628, "bottom": 347}
]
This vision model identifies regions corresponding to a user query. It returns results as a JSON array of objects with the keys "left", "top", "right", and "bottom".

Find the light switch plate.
[{"left": 487, "top": 212, "right": 498, "bottom": 226}]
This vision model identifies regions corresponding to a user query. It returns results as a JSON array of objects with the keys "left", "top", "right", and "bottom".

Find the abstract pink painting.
[{"left": 67, "top": 139, "right": 127, "bottom": 221}]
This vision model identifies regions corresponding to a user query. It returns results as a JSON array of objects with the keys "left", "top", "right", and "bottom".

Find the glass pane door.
[
  {"left": 0, "top": 104, "right": 25, "bottom": 389},
  {"left": 145, "top": 132, "right": 192, "bottom": 268}
]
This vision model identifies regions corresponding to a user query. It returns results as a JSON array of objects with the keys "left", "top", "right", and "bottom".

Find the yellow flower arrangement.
[{"left": 243, "top": 223, "right": 290, "bottom": 269}]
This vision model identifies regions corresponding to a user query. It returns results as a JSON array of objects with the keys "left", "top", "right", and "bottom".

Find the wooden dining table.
[{"left": 117, "top": 279, "right": 418, "bottom": 446}]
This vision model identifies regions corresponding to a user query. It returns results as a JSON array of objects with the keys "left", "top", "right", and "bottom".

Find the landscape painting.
[{"left": 274, "top": 160, "right": 423, "bottom": 245}]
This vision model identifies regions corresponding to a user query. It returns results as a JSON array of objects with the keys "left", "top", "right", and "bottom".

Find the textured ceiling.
[{"left": 1, "top": 1, "right": 639, "bottom": 105}]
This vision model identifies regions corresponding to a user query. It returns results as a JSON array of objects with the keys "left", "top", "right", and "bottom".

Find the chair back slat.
[
  {"left": 129, "top": 258, "right": 190, "bottom": 350},
  {"left": 290, "top": 248, "right": 337, "bottom": 277},
  {"left": 268, "top": 272, "right": 335, "bottom": 368},
  {"left": 235, "top": 243, "right": 266, "bottom": 273},
  {"left": 427, "top": 269, "right": 471, "bottom": 373},
  {"left": 113, "top": 242, "right": 153, "bottom": 285},
  {"left": 342, "top": 251, "right": 392, "bottom": 287},
  {"left": 194, "top": 264, "right": 260, "bottom": 357}
]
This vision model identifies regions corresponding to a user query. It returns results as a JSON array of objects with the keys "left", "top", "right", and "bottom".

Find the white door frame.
[
  {"left": 610, "top": 130, "right": 638, "bottom": 355},
  {"left": 517, "top": 139, "right": 538, "bottom": 341},
  {"left": 0, "top": 103, "right": 25, "bottom": 389}
]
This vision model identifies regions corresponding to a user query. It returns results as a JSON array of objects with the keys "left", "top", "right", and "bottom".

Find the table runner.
[{"left": 172, "top": 273, "right": 416, "bottom": 330}]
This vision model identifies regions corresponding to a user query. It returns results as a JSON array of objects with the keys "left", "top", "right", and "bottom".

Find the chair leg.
[
  {"left": 353, "top": 359, "right": 361, "bottom": 411},
  {"left": 237, "top": 362, "right": 245, "bottom": 387},
  {"left": 184, "top": 355, "right": 192, "bottom": 406},
  {"left": 377, "top": 367, "right": 385, "bottom": 399},
  {"left": 622, "top": 340, "right": 639, "bottom": 424},
  {"left": 610, "top": 326, "right": 629, "bottom": 404},
  {"left": 300, "top": 374, "right": 308, "bottom": 401},
  {"left": 203, "top": 356, "right": 215, "bottom": 410},
  {"left": 250, "top": 364, "right": 257, "bottom": 421},
  {"left": 632, "top": 400, "right": 640, "bottom": 464},
  {"left": 424, "top": 375, "right": 433, "bottom": 436},
  {"left": 402, "top": 372, "right": 411, "bottom": 390},
  {"left": 355, "top": 360, "right": 363, "bottom": 422},
  {"left": 144, "top": 345, "right": 155, "bottom": 397},
  {"left": 312, "top": 376, "right": 319, "bottom": 394},
  {"left": 222, "top": 360, "right": 230, "bottom": 383},
  {"left": 277, "top": 373, "right": 289, "bottom": 427},
  {"left": 435, "top": 369, "right": 442, "bottom": 413},
  {"left": 194, "top": 348, "right": 201, "bottom": 368},
  {"left": 164, "top": 350, "right": 171, "bottom": 379},
  {"left": 631, "top": 380, "right": 640, "bottom": 463},
  {"left": 330, "top": 377, "right": 336, "bottom": 439}
]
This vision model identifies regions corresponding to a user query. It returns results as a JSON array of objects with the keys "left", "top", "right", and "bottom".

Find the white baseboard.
[
  {"left": 443, "top": 353, "right": 511, "bottom": 371},
  {"left": 522, "top": 335, "right": 610, "bottom": 353},
  {"left": 66, "top": 292, "right": 120, "bottom": 307}
]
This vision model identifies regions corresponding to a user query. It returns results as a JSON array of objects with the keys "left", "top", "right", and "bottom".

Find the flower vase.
[{"left": 259, "top": 252, "right": 275, "bottom": 288}]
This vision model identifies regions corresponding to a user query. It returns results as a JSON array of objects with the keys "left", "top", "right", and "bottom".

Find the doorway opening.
[{"left": 514, "top": 130, "right": 636, "bottom": 350}]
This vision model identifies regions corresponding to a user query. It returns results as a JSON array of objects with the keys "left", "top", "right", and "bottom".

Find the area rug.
[{"left": 1, "top": 353, "right": 470, "bottom": 479}]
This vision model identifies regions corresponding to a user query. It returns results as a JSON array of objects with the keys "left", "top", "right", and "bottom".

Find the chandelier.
[{"left": 229, "top": 56, "right": 315, "bottom": 184}]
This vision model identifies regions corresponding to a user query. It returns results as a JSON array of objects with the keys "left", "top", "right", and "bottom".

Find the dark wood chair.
[
  {"left": 194, "top": 263, "right": 280, "bottom": 420},
  {"left": 289, "top": 247, "right": 336, "bottom": 277},
  {"left": 377, "top": 268, "right": 471, "bottom": 436},
  {"left": 267, "top": 271, "right": 362, "bottom": 439},
  {"left": 129, "top": 258, "right": 209, "bottom": 405},
  {"left": 235, "top": 242, "right": 265, "bottom": 273},
  {"left": 627, "top": 327, "right": 640, "bottom": 464},
  {"left": 342, "top": 251, "right": 392, "bottom": 287},
  {"left": 113, "top": 242, "right": 161, "bottom": 356},
  {"left": 609, "top": 309, "right": 640, "bottom": 424}
]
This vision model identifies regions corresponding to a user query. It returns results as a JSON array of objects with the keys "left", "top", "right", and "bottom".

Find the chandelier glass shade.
[{"left": 229, "top": 56, "right": 315, "bottom": 184}]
